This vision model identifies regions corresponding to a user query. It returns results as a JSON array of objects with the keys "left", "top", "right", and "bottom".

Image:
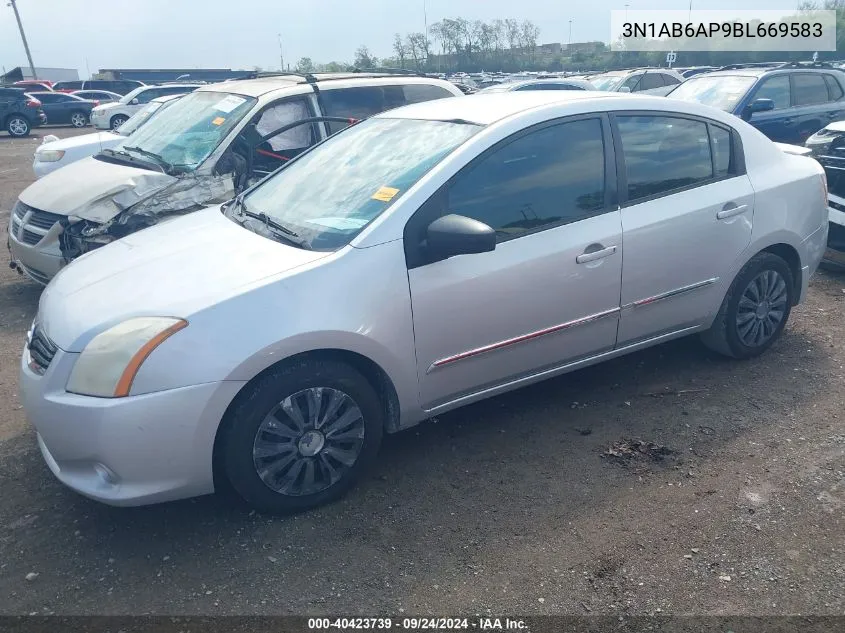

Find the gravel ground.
[{"left": 0, "top": 127, "right": 843, "bottom": 617}]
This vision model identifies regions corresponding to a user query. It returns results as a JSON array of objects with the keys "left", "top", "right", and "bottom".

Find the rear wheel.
[
  {"left": 220, "top": 359, "right": 384, "bottom": 514},
  {"left": 110, "top": 115, "right": 128, "bottom": 130},
  {"left": 701, "top": 252, "right": 794, "bottom": 359},
  {"left": 70, "top": 111, "right": 88, "bottom": 128},
  {"left": 6, "top": 116, "right": 30, "bottom": 137}
]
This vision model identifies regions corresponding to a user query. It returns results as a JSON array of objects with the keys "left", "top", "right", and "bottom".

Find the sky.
[{"left": 1, "top": 0, "right": 806, "bottom": 78}]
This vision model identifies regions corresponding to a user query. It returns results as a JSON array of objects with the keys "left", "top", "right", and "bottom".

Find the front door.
[
  {"left": 613, "top": 114, "right": 754, "bottom": 345},
  {"left": 746, "top": 74, "right": 798, "bottom": 143},
  {"left": 406, "top": 116, "right": 623, "bottom": 410}
]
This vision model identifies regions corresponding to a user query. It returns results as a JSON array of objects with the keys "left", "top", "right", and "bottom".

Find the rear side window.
[
  {"left": 662, "top": 74, "right": 681, "bottom": 85},
  {"left": 617, "top": 115, "right": 713, "bottom": 202},
  {"left": 825, "top": 74, "right": 844, "bottom": 100},
  {"left": 753, "top": 75, "right": 790, "bottom": 110},
  {"left": 55, "top": 81, "right": 82, "bottom": 90},
  {"left": 447, "top": 118, "right": 606, "bottom": 241},
  {"left": 620, "top": 75, "right": 641, "bottom": 91},
  {"left": 402, "top": 84, "right": 455, "bottom": 103},
  {"left": 321, "top": 86, "right": 406, "bottom": 133},
  {"left": 710, "top": 125, "right": 733, "bottom": 178},
  {"left": 793, "top": 73, "right": 829, "bottom": 106}
]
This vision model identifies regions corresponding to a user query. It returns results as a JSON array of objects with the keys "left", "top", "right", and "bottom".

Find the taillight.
[
  {"left": 93, "top": 100, "right": 100, "bottom": 106},
  {"left": 26, "top": 98, "right": 41, "bottom": 108}
]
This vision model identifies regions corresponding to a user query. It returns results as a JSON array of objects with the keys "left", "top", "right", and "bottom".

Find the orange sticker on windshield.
[
  {"left": 371, "top": 186, "right": 400, "bottom": 202},
  {"left": 211, "top": 116, "right": 225, "bottom": 126}
]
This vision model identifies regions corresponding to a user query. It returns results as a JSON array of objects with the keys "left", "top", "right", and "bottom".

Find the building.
[
  {"left": 0, "top": 66, "right": 79, "bottom": 83},
  {"left": 95, "top": 68, "right": 254, "bottom": 83}
]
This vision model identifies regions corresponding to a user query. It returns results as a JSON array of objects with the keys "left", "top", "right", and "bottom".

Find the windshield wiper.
[
  {"left": 228, "top": 196, "right": 311, "bottom": 249},
  {"left": 122, "top": 145, "right": 174, "bottom": 174}
]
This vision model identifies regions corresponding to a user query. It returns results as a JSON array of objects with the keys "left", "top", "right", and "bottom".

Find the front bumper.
[
  {"left": 34, "top": 112, "right": 46, "bottom": 127},
  {"left": 32, "top": 158, "right": 61, "bottom": 179},
  {"left": 20, "top": 343, "right": 246, "bottom": 506},
  {"left": 90, "top": 110, "right": 111, "bottom": 130},
  {"left": 826, "top": 193, "right": 845, "bottom": 252}
]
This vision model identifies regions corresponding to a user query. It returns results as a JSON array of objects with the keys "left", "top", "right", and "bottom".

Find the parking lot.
[{"left": 0, "top": 127, "right": 843, "bottom": 616}]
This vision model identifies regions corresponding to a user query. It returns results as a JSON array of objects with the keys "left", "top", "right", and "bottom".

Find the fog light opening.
[{"left": 93, "top": 463, "right": 118, "bottom": 485}]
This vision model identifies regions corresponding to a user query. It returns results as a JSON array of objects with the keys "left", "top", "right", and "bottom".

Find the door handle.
[
  {"left": 716, "top": 204, "right": 748, "bottom": 220},
  {"left": 576, "top": 245, "right": 617, "bottom": 264},
  {"left": 781, "top": 118, "right": 794, "bottom": 124}
]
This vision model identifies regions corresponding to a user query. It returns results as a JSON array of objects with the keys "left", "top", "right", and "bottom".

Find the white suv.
[
  {"left": 89, "top": 83, "right": 202, "bottom": 130},
  {"left": 8, "top": 73, "right": 463, "bottom": 284}
]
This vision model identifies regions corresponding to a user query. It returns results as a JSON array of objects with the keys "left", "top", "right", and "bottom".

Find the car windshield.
[
  {"left": 238, "top": 118, "right": 480, "bottom": 250},
  {"left": 119, "top": 91, "right": 256, "bottom": 171},
  {"left": 119, "top": 86, "right": 146, "bottom": 104},
  {"left": 116, "top": 100, "right": 169, "bottom": 136},
  {"left": 668, "top": 75, "right": 757, "bottom": 111},
  {"left": 588, "top": 73, "right": 625, "bottom": 90}
]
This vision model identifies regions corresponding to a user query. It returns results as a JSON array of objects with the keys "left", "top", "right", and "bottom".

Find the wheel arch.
[
  {"left": 759, "top": 242, "right": 802, "bottom": 305},
  {"left": 211, "top": 348, "right": 402, "bottom": 492}
]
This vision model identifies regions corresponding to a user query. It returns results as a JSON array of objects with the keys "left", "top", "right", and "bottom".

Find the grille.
[
  {"left": 26, "top": 209, "right": 63, "bottom": 230},
  {"left": 20, "top": 229, "right": 42, "bottom": 245},
  {"left": 12, "top": 201, "right": 26, "bottom": 220},
  {"left": 28, "top": 326, "right": 58, "bottom": 374}
]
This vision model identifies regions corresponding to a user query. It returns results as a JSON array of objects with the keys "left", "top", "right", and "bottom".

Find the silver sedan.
[{"left": 21, "top": 91, "right": 829, "bottom": 513}]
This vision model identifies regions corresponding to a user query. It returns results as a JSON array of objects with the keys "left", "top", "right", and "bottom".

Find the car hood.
[
  {"left": 18, "top": 156, "right": 176, "bottom": 222},
  {"left": 92, "top": 102, "right": 122, "bottom": 114},
  {"left": 822, "top": 120, "right": 845, "bottom": 133},
  {"left": 37, "top": 131, "right": 124, "bottom": 154},
  {"left": 38, "top": 207, "right": 331, "bottom": 352}
]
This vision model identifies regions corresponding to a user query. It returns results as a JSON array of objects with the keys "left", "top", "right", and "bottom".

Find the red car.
[{"left": 13, "top": 80, "right": 54, "bottom": 91}]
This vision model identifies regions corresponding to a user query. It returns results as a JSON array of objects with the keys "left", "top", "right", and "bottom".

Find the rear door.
[
  {"left": 636, "top": 73, "right": 664, "bottom": 92},
  {"left": 614, "top": 113, "right": 754, "bottom": 345}
]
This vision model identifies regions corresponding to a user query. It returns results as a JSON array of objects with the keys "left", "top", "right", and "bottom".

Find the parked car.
[
  {"left": 586, "top": 68, "right": 684, "bottom": 93},
  {"left": 667, "top": 62, "right": 845, "bottom": 144},
  {"left": 678, "top": 66, "right": 719, "bottom": 79},
  {"left": 0, "top": 87, "right": 46, "bottom": 137},
  {"left": 26, "top": 92, "right": 96, "bottom": 128},
  {"left": 478, "top": 78, "right": 596, "bottom": 92},
  {"left": 19, "top": 91, "right": 828, "bottom": 512},
  {"left": 805, "top": 121, "right": 845, "bottom": 256},
  {"left": 13, "top": 80, "right": 53, "bottom": 91},
  {"left": 32, "top": 95, "right": 184, "bottom": 178},
  {"left": 71, "top": 89, "right": 122, "bottom": 105},
  {"left": 8, "top": 73, "right": 464, "bottom": 284},
  {"left": 53, "top": 79, "right": 145, "bottom": 96},
  {"left": 90, "top": 84, "right": 202, "bottom": 130}
]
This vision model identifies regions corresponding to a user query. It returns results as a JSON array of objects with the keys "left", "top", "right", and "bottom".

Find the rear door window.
[
  {"left": 661, "top": 73, "right": 682, "bottom": 85},
  {"left": 792, "top": 73, "right": 830, "bottom": 106},
  {"left": 617, "top": 115, "right": 714, "bottom": 202},
  {"left": 638, "top": 74, "right": 664, "bottom": 90},
  {"left": 824, "top": 74, "right": 844, "bottom": 100},
  {"left": 402, "top": 84, "right": 455, "bottom": 103}
]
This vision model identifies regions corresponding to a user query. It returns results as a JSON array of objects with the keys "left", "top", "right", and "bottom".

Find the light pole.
[
  {"left": 568, "top": 19, "right": 574, "bottom": 50},
  {"left": 8, "top": 0, "right": 37, "bottom": 80},
  {"left": 277, "top": 33, "right": 284, "bottom": 72}
]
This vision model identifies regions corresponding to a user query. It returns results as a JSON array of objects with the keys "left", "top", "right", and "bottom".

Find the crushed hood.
[
  {"left": 38, "top": 207, "right": 331, "bottom": 352},
  {"left": 18, "top": 156, "right": 176, "bottom": 221}
]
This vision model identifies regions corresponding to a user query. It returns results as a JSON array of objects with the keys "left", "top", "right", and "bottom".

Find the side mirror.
[
  {"left": 130, "top": 98, "right": 139, "bottom": 105},
  {"left": 425, "top": 214, "right": 496, "bottom": 262},
  {"left": 742, "top": 97, "right": 774, "bottom": 120},
  {"left": 618, "top": 86, "right": 632, "bottom": 93}
]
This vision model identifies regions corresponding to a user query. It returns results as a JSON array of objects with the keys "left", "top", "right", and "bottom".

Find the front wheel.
[
  {"left": 70, "top": 111, "right": 88, "bottom": 128},
  {"left": 6, "top": 116, "right": 30, "bottom": 137},
  {"left": 110, "top": 115, "right": 128, "bottom": 130},
  {"left": 701, "top": 252, "right": 794, "bottom": 359},
  {"left": 220, "top": 359, "right": 384, "bottom": 514}
]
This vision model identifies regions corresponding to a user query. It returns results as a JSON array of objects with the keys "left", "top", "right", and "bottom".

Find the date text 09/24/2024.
[{"left": 307, "top": 618, "right": 528, "bottom": 630}]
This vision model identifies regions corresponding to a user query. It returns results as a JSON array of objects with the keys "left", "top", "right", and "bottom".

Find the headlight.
[
  {"left": 35, "top": 149, "right": 65, "bottom": 163},
  {"left": 66, "top": 317, "right": 187, "bottom": 398}
]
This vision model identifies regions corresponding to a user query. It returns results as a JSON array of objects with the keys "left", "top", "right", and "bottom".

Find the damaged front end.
[
  {"left": 806, "top": 124, "right": 845, "bottom": 253},
  {"left": 58, "top": 172, "right": 235, "bottom": 261}
]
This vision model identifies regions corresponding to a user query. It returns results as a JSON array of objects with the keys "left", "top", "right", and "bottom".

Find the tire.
[
  {"left": 220, "top": 359, "right": 384, "bottom": 514},
  {"left": 110, "top": 115, "right": 128, "bottom": 130},
  {"left": 701, "top": 252, "right": 794, "bottom": 359},
  {"left": 70, "top": 111, "right": 88, "bottom": 128},
  {"left": 6, "top": 115, "right": 30, "bottom": 137}
]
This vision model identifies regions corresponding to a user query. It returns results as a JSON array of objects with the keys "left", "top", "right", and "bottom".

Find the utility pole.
[
  {"left": 277, "top": 33, "right": 284, "bottom": 72},
  {"left": 9, "top": 0, "right": 37, "bottom": 80},
  {"left": 568, "top": 20, "right": 574, "bottom": 50}
]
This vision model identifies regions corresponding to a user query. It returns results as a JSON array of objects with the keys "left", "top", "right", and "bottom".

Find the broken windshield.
[{"left": 119, "top": 91, "right": 257, "bottom": 173}]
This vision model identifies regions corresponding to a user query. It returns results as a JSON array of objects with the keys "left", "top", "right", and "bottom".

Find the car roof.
[
  {"left": 150, "top": 94, "right": 184, "bottom": 103},
  {"left": 499, "top": 78, "right": 594, "bottom": 90},
  {"left": 199, "top": 73, "right": 454, "bottom": 97},
  {"left": 377, "top": 91, "right": 627, "bottom": 125},
  {"left": 700, "top": 66, "right": 842, "bottom": 79}
]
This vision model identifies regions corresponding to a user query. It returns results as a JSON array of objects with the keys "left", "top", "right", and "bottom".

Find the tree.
[
  {"left": 393, "top": 34, "right": 408, "bottom": 68},
  {"left": 295, "top": 57, "right": 314, "bottom": 73},
  {"left": 406, "top": 32, "right": 430, "bottom": 69},
  {"left": 354, "top": 45, "right": 378, "bottom": 69}
]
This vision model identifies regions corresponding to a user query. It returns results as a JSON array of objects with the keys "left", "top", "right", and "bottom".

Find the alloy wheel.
[
  {"left": 71, "top": 113, "right": 87, "bottom": 128},
  {"left": 735, "top": 269, "right": 788, "bottom": 347},
  {"left": 252, "top": 387, "right": 366, "bottom": 496},
  {"left": 8, "top": 117, "right": 28, "bottom": 136}
]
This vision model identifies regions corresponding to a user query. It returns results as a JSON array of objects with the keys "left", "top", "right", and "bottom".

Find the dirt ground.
[{"left": 0, "top": 127, "right": 843, "bottom": 617}]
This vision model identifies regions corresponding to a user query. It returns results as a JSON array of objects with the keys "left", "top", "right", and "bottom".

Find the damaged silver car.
[{"left": 7, "top": 73, "right": 463, "bottom": 284}]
